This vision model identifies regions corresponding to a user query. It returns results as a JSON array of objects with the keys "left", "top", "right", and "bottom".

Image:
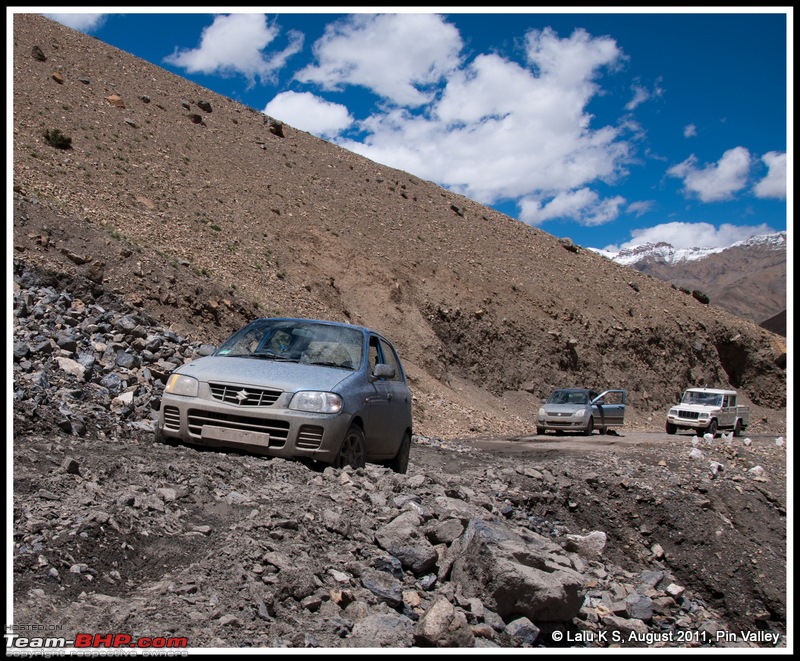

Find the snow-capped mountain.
[
  {"left": 591, "top": 232, "right": 787, "bottom": 333},
  {"left": 593, "top": 231, "right": 787, "bottom": 267}
]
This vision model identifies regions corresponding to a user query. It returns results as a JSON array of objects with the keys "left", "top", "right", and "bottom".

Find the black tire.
[
  {"left": 387, "top": 432, "right": 411, "bottom": 474},
  {"left": 583, "top": 417, "right": 594, "bottom": 436},
  {"left": 536, "top": 426, "right": 546, "bottom": 435},
  {"left": 155, "top": 425, "right": 179, "bottom": 446},
  {"left": 733, "top": 419, "right": 743, "bottom": 437},
  {"left": 666, "top": 422, "right": 677, "bottom": 435},
  {"left": 598, "top": 426, "right": 608, "bottom": 435},
  {"left": 333, "top": 424, "right": 366, "bottom": 470},
  {"left": 707, "top": 419, "right": 718, "bottom": 437}
]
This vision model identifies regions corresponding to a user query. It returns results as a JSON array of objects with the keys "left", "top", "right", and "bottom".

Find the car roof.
[{"left": 684, "top": 387, "right": 737, "bottom": 395}]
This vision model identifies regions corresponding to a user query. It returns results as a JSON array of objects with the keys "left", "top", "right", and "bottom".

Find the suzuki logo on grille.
[{"left": 235, "top": 389, "right": 249, "bottom": 403}]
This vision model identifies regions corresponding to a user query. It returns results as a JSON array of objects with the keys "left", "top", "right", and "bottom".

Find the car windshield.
[
  {"left": 547, "top": 390, "right": 589, "bottom": 405},
  {"left": 681, "top": 391, "right": 723, "bottom": 406},
  {"left": 216, "top": 319, "right": 363, "bottom": 370}
]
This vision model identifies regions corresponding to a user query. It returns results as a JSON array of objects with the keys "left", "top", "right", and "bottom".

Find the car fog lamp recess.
[
  {"left": 290, "top": 391, "right": 343, "bottom": 414},
  {"left": 165, "top": 374, "right": 198, "bottom": 397}
]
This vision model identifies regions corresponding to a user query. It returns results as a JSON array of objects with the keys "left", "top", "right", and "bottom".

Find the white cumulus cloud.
[
  {"left": 163, "top": 14, "right": 303, "bottom": 87},
  {"left": 42, "top": 13, "right": 106, "bottom": 32},
  {"left": 667, "top": 147, "right": 751, "bottom": 202},
  {"left": 295, "top": 14, "right": 462, "bottom": 107},
  {"left": 519, "top": 188, "right": 626, "bottom": 227},
  {"left": 753, "top": 151, "right": 786, "bottom": 199},
  {"left": 331, "top": 25, "right": 631, "bottom": 212},
  {"left": 265, "top": 92, "right": 353, "bottom": 139}
]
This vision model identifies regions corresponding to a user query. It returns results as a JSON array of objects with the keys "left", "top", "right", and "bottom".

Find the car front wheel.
[
  {"left": 583, "top": 417, "right": 594, "bottom": 436},
  {"left": 666, "top": 422, "right": 677, "bottom": 435},
  {"left": 334, "top": 424, "right": 366, "bottom": 469},
  {"left": 387, "top": 432, "right": 411, "bottom": 474}
]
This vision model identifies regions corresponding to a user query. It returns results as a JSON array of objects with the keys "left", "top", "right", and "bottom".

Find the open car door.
[{"left": 591, "top": 390, "right": 626, "bottom": 428}]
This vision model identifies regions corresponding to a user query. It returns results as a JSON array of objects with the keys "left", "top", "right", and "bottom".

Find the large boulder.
[{"left": 451, "top": 519, "right": 585, "bottom": 622}]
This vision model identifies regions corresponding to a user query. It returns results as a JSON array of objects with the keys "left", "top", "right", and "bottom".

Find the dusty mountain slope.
[{"left": 11, "top": 13, "right": 786, "bottom": 439}]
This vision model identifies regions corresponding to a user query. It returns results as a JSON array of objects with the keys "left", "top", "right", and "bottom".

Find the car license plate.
[{"left": 201, "top": 425, "right": 270, "bottom": 447}]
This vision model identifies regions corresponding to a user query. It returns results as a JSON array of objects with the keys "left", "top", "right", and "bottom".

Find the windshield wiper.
[{"left": 224, "top": 351, "right": 298, "bottom": 362}]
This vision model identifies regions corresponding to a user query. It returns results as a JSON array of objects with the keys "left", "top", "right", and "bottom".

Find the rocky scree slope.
[
  {"left": 12, "top": 264, "right": 786, "bottom": 649},
  {"left": 12, "top": 13, "right": 787, "bottom": 440}
]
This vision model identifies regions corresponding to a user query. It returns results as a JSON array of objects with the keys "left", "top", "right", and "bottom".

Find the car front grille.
[
  {"left": 209, "top": 382, "right": 281, "bottom": 406},
  {"left": 187, "top": 409, "right": 289, "bottom": 447},
  {"left": 296, "top": 425, "right": 324, "bottom": 450},
  {"left": 676, "top": 410, "right": 701, "bottom": 420},
  {"left": 163, "top": 406, "right": 181, "bottom": 431}
]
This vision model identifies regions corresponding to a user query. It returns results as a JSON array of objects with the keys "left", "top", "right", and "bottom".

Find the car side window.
[
  {"left": 379, "top": 339, "right": 402, "bottom": 382},
  {"left": 368, "top": 337, "right": 381, "bottom": 373}
]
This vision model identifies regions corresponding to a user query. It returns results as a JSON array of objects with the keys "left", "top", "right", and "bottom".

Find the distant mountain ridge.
[{"left": 590, "top": 232, "right": 787, "bottom": 333}]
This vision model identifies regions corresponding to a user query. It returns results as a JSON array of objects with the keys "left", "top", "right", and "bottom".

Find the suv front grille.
[
  {"left": 209, "top": 383, "right": 281, "bottom": 407},
  {"left": 676, "top": 410, "right": 700, "bottom": 420}
]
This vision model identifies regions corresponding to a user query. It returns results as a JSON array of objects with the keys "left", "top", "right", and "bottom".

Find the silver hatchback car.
[
  {"left": 156, "top": 318, "right": 413, "bottom": 472},
  {"left": 536, "top": 388, "right": 626, "bottom": 435}
]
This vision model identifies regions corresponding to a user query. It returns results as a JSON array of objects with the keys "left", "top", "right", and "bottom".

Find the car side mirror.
[{"left": 372, "top": 363, "right": 395, "bottom": 380}]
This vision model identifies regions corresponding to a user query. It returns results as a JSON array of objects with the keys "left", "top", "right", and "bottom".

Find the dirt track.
[{"left": 466, "top": 429, "right": 783, "bottom": 455}]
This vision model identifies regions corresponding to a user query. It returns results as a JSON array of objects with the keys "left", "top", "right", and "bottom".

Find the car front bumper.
[
  {"left": 536, "top": 415, "right": 590, "bottom": 431},
  {"left": 666, "top": 413, "right": 712, "bottom": 431},
  {"left": 157, "top": 392, "right": 352, "bottom": 463}
]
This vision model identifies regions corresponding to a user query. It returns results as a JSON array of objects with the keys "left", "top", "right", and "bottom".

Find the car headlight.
[
  {"left": 537, "top": 407, "right": 546, "bottom": 419},
  {"left": 573, "top": 408, "right": 587, "bottom": 418},
  {"left": 698, "top": 413, "right": 710, "bottom": 419},
  {"left": 165, "top": 374, "right": 199, "bottom": 397},
  {"left": 289, "top": 391, "right": 343, "bottom": 414}
]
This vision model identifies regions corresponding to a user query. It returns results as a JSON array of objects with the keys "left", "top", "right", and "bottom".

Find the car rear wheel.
[
  {"left": 387, "top": 432, "right": 411, "bottom": 474},
  {"left": 583, "top": 417, "right": 594, "bottom": 436},
  {"left": 733, "top": 419, "right": 743, "bottom": 437},
  {"left": 334, "top": 424, "right": 366, "bottom": 469}
]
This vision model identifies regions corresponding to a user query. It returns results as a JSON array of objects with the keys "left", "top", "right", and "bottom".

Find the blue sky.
[{"left": 22, "top": 8, "right": 791, "bottom": 253}]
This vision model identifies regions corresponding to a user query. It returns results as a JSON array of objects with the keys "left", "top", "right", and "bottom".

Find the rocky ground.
[{"left": 11, "top": 263, "right": 788, "bottom": 652}]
